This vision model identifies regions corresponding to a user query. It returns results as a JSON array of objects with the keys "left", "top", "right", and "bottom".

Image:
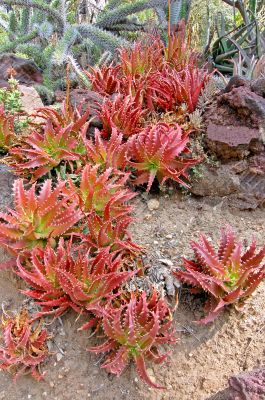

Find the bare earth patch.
[{"left": 0, "top": 193, "right": 264, "bottom": 400}]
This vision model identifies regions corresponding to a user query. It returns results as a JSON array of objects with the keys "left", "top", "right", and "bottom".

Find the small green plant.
[{"left": 0, "top": 78, "right": 22, "bottom": 113}]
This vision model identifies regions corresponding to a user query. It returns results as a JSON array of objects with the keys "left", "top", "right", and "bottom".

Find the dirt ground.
[{"left": 0, "top": 190, "right": 264, "bottom": 400}]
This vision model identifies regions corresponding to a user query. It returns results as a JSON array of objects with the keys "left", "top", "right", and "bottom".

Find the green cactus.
[{"left": 0, "top": 0, "right": 170, "bottom": 91}]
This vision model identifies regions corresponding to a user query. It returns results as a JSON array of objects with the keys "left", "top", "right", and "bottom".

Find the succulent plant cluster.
[
  {"left": 0, "top": 34, "right": 264, "bottom": 389},
  {"left": 174, "top": 227, "right": 265, "bottom": 324}
]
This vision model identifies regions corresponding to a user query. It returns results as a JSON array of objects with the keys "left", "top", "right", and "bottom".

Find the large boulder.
[
  {"left": 190, "top": 156, "right": 265, "bottom": 209},
  {"left": 206, "top": 124, "right": 263, "bottom": 160},
  {"left": 190, "top": 164, "right": 241, "bottom": 197},
  {"left": 204, "top": 76, "right": 265, "bottom": 161},
  {"left": 19, "top": 85, "right": 44, "bottom": 114},
  {"left": 0, "top": 54, "right": 43, "bottom": 87}
]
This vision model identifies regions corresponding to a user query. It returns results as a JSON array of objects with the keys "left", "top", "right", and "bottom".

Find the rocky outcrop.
[
  {"left": 0, "top": 54, "right": 43, "bottom": 87},
  {"left": 190, "top": 157, "right": 265, "bottom": 209},
  {"left": 206, "top": 124, "right": 263, "bottom": 160},
  {"left": 190, "top": 164, "right": 241, "bottom": 197},
  {"left": 204, "top": 76, "right": 265, "bottom": 161}
]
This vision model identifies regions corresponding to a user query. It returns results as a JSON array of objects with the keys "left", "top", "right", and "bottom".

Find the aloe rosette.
[
  {"left": 129, "top": 122, "right": 199, "bottom": 191},
  {"left": 87, "top": 291, "right": 176, "bottom": 389},
  {"left": 174, "top": 227, "right": 265, "bottom": 323},
  {"left": 0, "top": 179, "right": 83, "bottom": 254},
  {"left": 0, "top": 309, "right": 49, "bottom": 381}
]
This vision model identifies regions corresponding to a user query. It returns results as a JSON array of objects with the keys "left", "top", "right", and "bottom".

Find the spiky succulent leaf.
[
  {"left": 9, "top": 120, "right": 85, "bottom": 181},
  {"left": 16, "top": 238, "right": 131, "bottom": 315},
  {"left": 0, "top": 179, "right": 83, "bottom": 254},
  {"left": 79, "top": 212, "right": 141, "bottom": 255},
  {"left": 0, "top": 308, "right": 49, "bottom": 381},
  {"left": 84, "top": 128, "right": 128, "bottom": 172},
  {"left": 88, "top": 291, "right": 176, "bottom": 388},
  {"left": 174, "top": 226, "right": 265, "bottom": 323},
  {"left": 68, "top": 164, "right": 135, "bottom": 218},
  {"left": 99, "top": 95, "right": 145, "bottom": 138},
  {"left": 128, "top": 122, "right": 199, "bottom": 191},
  {"left": 152, "top": 67, "right": 210, "bottom": 113},
  {"left": 85, "top": 64, "right": 121, "bottom": 96}
]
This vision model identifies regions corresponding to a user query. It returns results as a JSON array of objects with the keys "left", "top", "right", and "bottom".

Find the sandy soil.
[{"left": 0, "top": 191, "right": 264, "bottom": 400}]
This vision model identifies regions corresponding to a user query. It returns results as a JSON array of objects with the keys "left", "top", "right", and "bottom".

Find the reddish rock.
[
  {"left": 70, "top": 88, "right": 104, "bottom": 128},
  {"left": 220, "top": 86, "right": 265, "bottom": 126},
  {"left": 204, "top": 76, "right": 265, "bottom": 161},
  {"left": 250, "top": 78, "right": 265, "bottom": 98},
  {"left": 206, "top": 123, "right": 263, "bottom": 160},
  {"left": 228, "top": 368, "right": 265, "bottom": 400},
  {"left": 0, "top": 54, "right": 43, "bottom": 87}
]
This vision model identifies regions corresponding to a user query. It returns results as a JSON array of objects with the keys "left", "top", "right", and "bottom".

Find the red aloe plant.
[
  {"left": 56, "top": 248, "right": 135, "bottom": 313},
  {"left": 174, "top": 227, "right": 265, "bottom": 324},
  {"left": 34, "top": 91, "right": 90, "bottom": 135},
  {"left": 16, "top": 238, "right": 132, "bottom": 315},
  {"left": 68, "top": 164, "right": 135, "bottom": 218},
  {"left": 152, "top": 67, "right": 210, "bottom": 113},
  {"left": 0, "top": 308, "right": 49, "bottom": 381},
  {"left": 9, "top": 120, "right": 85, "bottom": 181},
  {"left": 128, "top": 122, "right": 199, "bottom": 191},
  {"left": 16, "top": 239, "right": 78, "bottom": 316},
  {"left": 119, "top": 39, "right": 163, "bottom": 79},
  {"left": 163, "top": 32, "right": 198, "bottom": 71},
  {"left": 87, "top": 291, "right": 176, "bottom": 389},
  {"left": 0, "top": 179, "right": 83, "bottom": 254},
  {"left": 84, "top": 64, "right": 122, "bottom": 96},
  {"left": 99, "top": 95, "right": 145, "bottom": 138},
  {"left": 84, "top": 128, "right": 128, "bottom": 172},
  {"left": 79, "top": 212, "right": 141, "bottom": 255},
  {"left": 0, "top": 105, "right": 15, "bottom": 152}
]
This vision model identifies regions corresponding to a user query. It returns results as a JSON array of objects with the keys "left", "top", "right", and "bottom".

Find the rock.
[
  {"left": 220, "top": 85, "right": 265, "bottom": 127},
  {"left": 56, "top": 353, "right": 63, "bottom": 362},
  {"left": 223, "top": 75, "right": 246, "bottom": 93},
  {"left": 0, "top": 54, "right": 43, "bottom": 87},
  {"left": 70, "top": 89, "right": 104, "bottom": 128},
  {"left": 250, "top": 78, "right": 265, "bottom": 98},
  {"left": 19, "top": 85, "right": 44, "bottom": 114},
  {"left": 147, "top": 199, "right": 160, "bottom": 211},
  {"left": 227, "top": 368, "right": 265, "bottom": 399},
  {"left": 159, "top": 258, "right": 173, "bottom": 267},
  {"left": 190, "top": 158, "right": 265, "bottom": 209},
  {"left": 206, "top": 123, "right": 263, "bottom": 160},
  {"left": 204, "top": 76, "right": 265, "bottom": 161},
  {"left": 0, "top": 165, "right": 15, "bottom": 210},
  {"left": 190, "top": 164, "right": 241, "bottom": 197}
]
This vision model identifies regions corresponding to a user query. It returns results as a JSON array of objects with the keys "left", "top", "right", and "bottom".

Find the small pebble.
[
  {"left": 159, "top": 258, "right": 173, "bottom": 267},
  {"left": 147, "top": 199, "right": 160, "bottom": 211},
  {"left": 56, "top": 353, "right": 63, "bottom": 362}
]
